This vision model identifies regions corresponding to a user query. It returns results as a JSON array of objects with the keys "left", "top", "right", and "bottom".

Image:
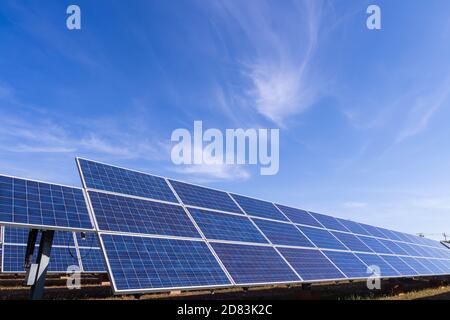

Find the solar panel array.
[
  {"left": 77, "top": 158, "right": 450, "bottom": 294},
  {"left": 0, "top": 175, "right": 93, "bottom": 231},
  {"left": 0, "top": 227, "right": 105, "bottom": 273}
]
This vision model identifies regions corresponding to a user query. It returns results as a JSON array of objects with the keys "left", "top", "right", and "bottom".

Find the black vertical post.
[{"left": 30, "top": 230, "right": 54, "bottom": 300}]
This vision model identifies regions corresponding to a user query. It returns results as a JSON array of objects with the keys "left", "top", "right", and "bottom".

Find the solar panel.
[
  {"left": 359, "top": 224, "right": 388, "bottom": 239},
  {"left": 76, "top": 232, "right": 101, "bottom": 249},
  {"left": 230, "top": 194, "right": 288, "bottom": 221},
  {"left": 275, "top": 204, "right": 323, "bottom": 227},
  {"left": 78, "top": 158, "right": 178, "bottom": 203},
  {"left": 74, "top": 159, "right": 450, "bottom": 295},
  {"left": 357, "top": 236, "right": 393, "bottom": 254},
  {"left": 168, "top": 180, "right": 242, "bottom": 214},
  {"left": 79, "top": 248, "right": 106, "bottom": 272},
  {"left": 336, "top": 219, "right": 372, "bottom": 236},
  {"left": 331, "top": 232, "right": 373, "bottom": 253},
  {"left": 378, "top": 240, "right": 408, "bottom": 255},
  {"left": 401, "top": 257, "right": 434, "bottom": 275},
  {"left": 418, "top": 258, "right": 446, "bottom": 275},
  {"left": 432, "top": 259, "right": 450, "bottom": 273},
  {"left": 210, "top": 242, "right": 299, "bottom": 285},
  {"left": 101, "top": 234, "right": 231, "bottom": 292},
  {"left": 188, "top": 208, "right": 268, "bottom": 244},
  {"left": 278, "top": 247, "right": 345, "bottom": 281},
  {"left": 308, "top": 212, "right": 349, "bottom": 232},
  {"left": 4, "top": 227, "right": 75, "bottom": 247},
  {"left": 297, "top": 226, "right": 347, "bottom": 250},
  {"left": 2, "top": 245, "right": 79, "bottom": 273},
  {"left": 251, "top": 218, "right": 314, "bottom": 247},
  {"left": 0, "top": 175, "right": 93, "bottom": 231},
  {"left": 88, "top": 191, "right": 200, "bottom": 238},
  {"left": 355, "top": 253, "right": 400, "bottom": 277},
  {"left": 322, "top": 251, "right": 369, "bottom": 279},
  {"left": 380, "top": 255, "right": 418, "bottom": 276}
]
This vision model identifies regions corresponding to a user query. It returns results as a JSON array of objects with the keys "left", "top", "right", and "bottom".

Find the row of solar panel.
[
  {"left": 0, "top": 175, "right": 93, "bottom": 231},
  {"left": 87, "top": 191, "right": 450, "bottom": 260},
  {"left": 76, "top": 159, "right": 450, "bottom": 293},
  {"left": 0, "top": 227, "right": 105, "bottom": 273},
  {"left": 78, "top": 159, "right": 444, "bottom": 250},
  {"left": 100, "top": 233, "right": 450, "bottom": 291}
]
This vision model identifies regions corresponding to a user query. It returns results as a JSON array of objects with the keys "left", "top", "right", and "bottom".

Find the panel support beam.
[{"left": 28, "top": 230, "right": 55, "bottom": 300}]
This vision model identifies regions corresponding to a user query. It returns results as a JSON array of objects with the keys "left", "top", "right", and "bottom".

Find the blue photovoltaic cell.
[
  {"left": 331, "top": 232, "right": 372, "bottom": 253},
  {"left": 355, "top": 253, "right": 400, "bottom": 277},
  {"left": 336, "top": 219, "right": 372, "bottom": 236},
  {"left": 413, "top": 245, "right": 432, "bottom": 258},
  {"left": 377, "top": 228, "right": 403, "bottom": 241},
  {"left": 101, "top": 234, "right": 230, "bottom": 291},
  {"left": 278, "top": 248, "right": 345, "bottom": 281},
  {"left": 419, "top": 259, "right": 445, "bottom": 274},
  {"left": 378, "top": 240, "right": 409, "bottom": 255},
  {"left": 89, "top": 191, "right": 200, "bottom": 238},
  {"left": 308, "top": 212, "right": 349, "bottom": 232},
  {"left": 322, "top": 251, "right": 368, "bottom": 278},
  {"left": 79, "top": 248, "right": 106, "bottom": 272},
  {"left": 391, "top": 231, "right": 412, "bottom": 243},
  {"left": 76, "top": 232, "right": 101, "bottom": 249},
  {"left": 4, "top": 227, "right": 74, "bottom": 247},
  {"left": 357, "top": 236, "right": 393, "bottom": 254},
  {"left": 230, "top": 194, "right": 288, "bottom": 221},
  {"left": 275, "top": 205, "right": 322, "bottom": 227},
  {"left": 297, "top": 226, "right": 347, "bottom": 250},
  {"left": 0, "top": 176, "right": 92, "bottom": 230},
  {"left": 78, "top": 159, "right": 177, "bottom": 203},
  {"left": 438, "top": 259, "right": 450, "bottom": 272},
  {"left": 431, "top": 259, "right": 450, "bottom": 274},
  {"left": 211, "top": 242, "right": 299, "bottom": 285},
  {"left": 400, "top": 257, "right": 433, "bottom": 275},
  {"left": 381, "top": 255, "right": 417, "bottom": 276},
  {"left": 359, "top": 224, "right": 388, "bottom": 239},
  {"left": 398, "top": 243, "right": 423, "bottom": 257},
  {"left": 188, "top": 208, "right": 268, "bottom": 244},
  {"left": 252, "top": 218, "right": 314, "bottom": 247},
  {"left": 169, "top": 180, "right": 242, "bottom": 214},
  {"left": 2, "top": 245, "right": 79, "bottom": 272}
]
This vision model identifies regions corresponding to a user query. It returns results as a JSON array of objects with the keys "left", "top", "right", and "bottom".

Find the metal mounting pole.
[{"left": 29, "top": 230, "right": 54, "bottom": 300}]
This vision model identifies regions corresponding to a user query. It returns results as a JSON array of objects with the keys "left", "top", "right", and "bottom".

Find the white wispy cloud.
[
  {"left": 210, "top": 0, "right": 324, "bottom": 126},
  {"left": 396, "top": 80, "right": 450, "bottom": 143}
]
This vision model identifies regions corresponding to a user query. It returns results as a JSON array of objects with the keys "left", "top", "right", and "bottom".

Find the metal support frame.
[{"left": 23, "top": 229, "right": 55, "bottom": 300}]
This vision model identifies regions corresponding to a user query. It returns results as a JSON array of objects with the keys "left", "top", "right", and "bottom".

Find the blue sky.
[{"left": 1, "top": 0, "right": 450, "bottom": 239}]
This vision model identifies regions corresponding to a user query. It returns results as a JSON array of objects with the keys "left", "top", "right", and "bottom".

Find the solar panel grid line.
[
  {"left": 209, "top": 242, "right": 302, "bottom": 286},
  {"left": 229, "top": 193, "right": 289, "bottom": 222},
  {"left": 99, "top": 233, "right": 233, "bottom": 294},
  {"left": 187, "top": 208, "right": 269, "bottom": 245},
  {"left": 0, "top": 174, "right": 94, "bottom": 232},
  {"left": 354, "top": 253, "right": 401, "bottom": 278},
  {"left": 321, "top": 250, "right": 371, "bottom": 280},
  {"left": 226, "top": 192, "right": 314, "bottom": 281},
  {"left": 276, "top": 247, "right": 347, "bottom": 282},
  {"left": 274, "top": 204, "right": 324, "bottom": 228},
  {"left": 165, "top": 178, "right": 237, "bottom": 286},
  {"left": 83, "top": 188, "right": 182, "bottom": 208},
  {"left": 307, "top": 211, "right": 351, "bottom": 233},
  {"left": 76, "top": 158, "right": 179, "bottom": 204},
  {"left": 168, "top": 179, "right": 243, "bottom": 215},
  {"left": 400, "top": 257, "right": 433, "bottom": 275},
  {"left": 283, "top": 225, "right": 351, "bottom": 280}
]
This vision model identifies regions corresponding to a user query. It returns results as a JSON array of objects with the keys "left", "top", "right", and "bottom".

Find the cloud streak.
[{"left": 209, "top": 0, "right": 325, "bottom": 126}]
